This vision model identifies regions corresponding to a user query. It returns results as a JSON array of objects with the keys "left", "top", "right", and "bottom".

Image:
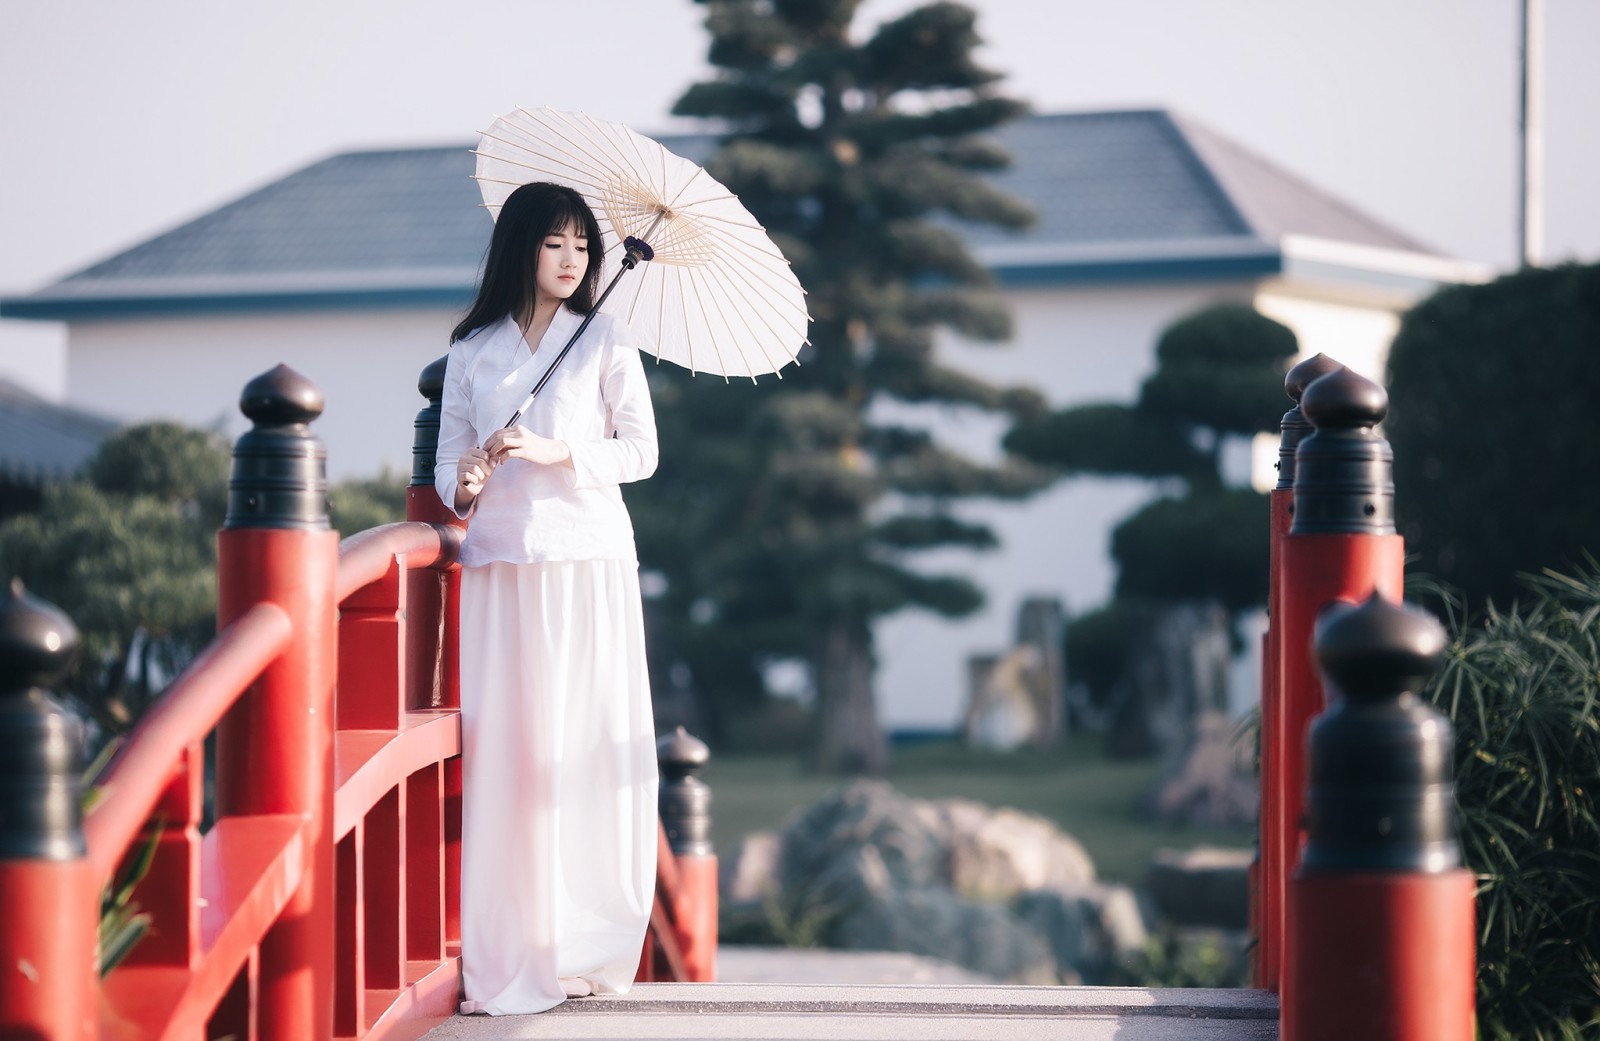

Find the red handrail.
[
  {"left": 81, "top": 520, "right": 463, "bottom": 1040},
  {"left": 335, "top": 521, "right": 463, "bottom": 602}
]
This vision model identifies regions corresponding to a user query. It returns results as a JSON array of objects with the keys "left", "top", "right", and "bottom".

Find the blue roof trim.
[
  {"left": 993, "top": 249, "right": 1282, "bottom": 287},
  {"left": 2, "top": 252, "right": 1284, "bottom": 320},
  {"left": 0, "top": 286, "right": 476, "bottom": 321}
]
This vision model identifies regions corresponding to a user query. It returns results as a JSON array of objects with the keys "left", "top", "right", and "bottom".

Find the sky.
[{"left": 3, "top": 1, "right": 1598, "bottom": 398}]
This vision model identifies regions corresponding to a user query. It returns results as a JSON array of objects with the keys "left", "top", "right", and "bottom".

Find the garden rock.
[
  {"left": 915, "top": 797, "right": 1097, "bottom": 898},
  {"left": 721, "top": 829, "right": 782, "bottom": 905},
  {"left": 1145, "top": 845, "right": 1252, "bottom": 929},
  {"left": 1013, "top": 881, "right": 1150, "bottom": 983},
  {"left": 831, "top": 847, "right": 1058, "bottom": 982},
  {"left": 750, "top": 780, "right": 1150, "bottom": 983}
]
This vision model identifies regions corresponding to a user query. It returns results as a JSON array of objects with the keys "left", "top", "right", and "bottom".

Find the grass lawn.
[{"left": 704, "top": 733, "right": 1255, "bottom": 886}]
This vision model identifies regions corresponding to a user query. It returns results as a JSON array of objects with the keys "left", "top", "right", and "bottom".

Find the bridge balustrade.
[{"left": 1, "top": 361, "right": 714, "bottom": 1040}]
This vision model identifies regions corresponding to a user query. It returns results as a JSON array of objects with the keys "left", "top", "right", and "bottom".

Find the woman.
[{"left": 435, "top": 181, "right": 659, "bottom": 1015}]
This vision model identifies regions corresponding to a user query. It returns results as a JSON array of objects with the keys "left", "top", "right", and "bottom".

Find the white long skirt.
[{"left": 457, "top": 559, "right": 657, "bottom": 1016}]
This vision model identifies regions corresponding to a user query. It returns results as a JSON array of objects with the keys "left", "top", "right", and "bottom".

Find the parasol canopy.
[{"left": 474, "top": 106, "right": 810, "bottom": 384}]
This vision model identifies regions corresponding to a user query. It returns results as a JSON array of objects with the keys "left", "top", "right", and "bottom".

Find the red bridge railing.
[
  {"left": 1256, "top": 360, "right": 1476, "bottom": 1041},
  {"left": 4, "top": 355, "right": 1482, "bottom": 1040},
  {"left": 1, "top": 361, "right": 715, "bottom": 1040}
]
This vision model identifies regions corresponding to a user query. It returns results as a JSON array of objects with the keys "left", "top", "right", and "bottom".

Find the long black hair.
[{"left": 451, "top": 182, "right": 606, "bottom": 344}]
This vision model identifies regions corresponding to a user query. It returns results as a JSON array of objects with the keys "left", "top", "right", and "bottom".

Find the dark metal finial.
[
  {"left": 1277, "top": 354, "right": 1347, "bottom": 490},
  {"left": 0, "top": 577, "right": 80, "bottom": 689},
  {"left": 225, "top": 364, "right": 330, "bottom": 531},
  {"left": 239, "top": 363, "right": 326, "bottom": 427},
  {"left": 657, "top": 726, "right": 713, "bottom": 857},
  {"left": 0, "top": 579, "right": 86, "bottom": 860},
  {"left": 418, "top": 356, "right": 448, "bottom": 401},
  {"left": 1302, "top": 594, "right": 1458, "bottom": 874},
  {"left": 1300, "top": 367, "right": 1388, "bottom": 431},
  {"left": 1315, "top": 592, "right": 1446, "bottom": 704},
  {"left": 412, "top": 356, "right": 450, "bottom": 489},
  {"left": 1290, "top": 367, "right": 1395, "bottom": 535},
  {"left": 1284, "top": 353, "right": 1345, "bottom": 404}
]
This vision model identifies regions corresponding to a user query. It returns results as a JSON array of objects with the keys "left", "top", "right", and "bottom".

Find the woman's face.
[{"left": 534, "top": 219, "right": 588, "bottom": 306}]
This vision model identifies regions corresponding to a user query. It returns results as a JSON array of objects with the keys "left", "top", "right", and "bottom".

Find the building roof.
[
  {"left": 0, "top": 379, "right": 121, "bottom": 483},
  {"left": 0, "top": 109, "right": 1470, "bottom": 322}
]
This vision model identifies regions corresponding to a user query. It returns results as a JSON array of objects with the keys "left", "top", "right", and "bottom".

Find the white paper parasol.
[{"left": 474, "top": 106, "right": 810, "bottom": 399}]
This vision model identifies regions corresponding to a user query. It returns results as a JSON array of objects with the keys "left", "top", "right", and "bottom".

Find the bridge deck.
[{"left": 417, "top": 984, "right": 1278, "bottom": 1040}]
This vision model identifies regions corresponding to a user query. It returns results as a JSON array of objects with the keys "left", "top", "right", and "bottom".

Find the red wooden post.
[
  {"left": 214, "top": 365, "right": 340, "bottom": 1040},
  {"left": 1276, "top": 368, "right": 1406, "bottom": 1012},
  {"left": 1285, "top": 594, "right": 1475, "bottom": 1041},
  {"left": 656, "top": 727, "right": 718, "bottom": 981},
  {"left": 406, "top": 356, "right": 464, "bottom": 713},
  {"left": 1256, "top": 353, "right": 1343, "bottom": 990},
  {"left": 0, "top": 580, "right": 96, "bottom": 1041},
  {"left": 406, "top": 356, "right": 466, "bottom": 957}
]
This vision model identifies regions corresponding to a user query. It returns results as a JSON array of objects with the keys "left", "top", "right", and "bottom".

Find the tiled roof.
[
  {"left": 0, "top": 379, "right": 121, "bottom": 482},
  {"left": 0, "top": 109, "right": 1443, "bottom": 321}
]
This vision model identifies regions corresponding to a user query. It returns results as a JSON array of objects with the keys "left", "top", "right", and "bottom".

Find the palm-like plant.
[{"left": 1419, "top": 563, "right": 1600, "bottom": 1039}]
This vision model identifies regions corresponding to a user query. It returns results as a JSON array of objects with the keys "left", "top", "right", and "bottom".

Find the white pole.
[{"left": 1519, "top": 0, "right": 1544, "bottom": 267}]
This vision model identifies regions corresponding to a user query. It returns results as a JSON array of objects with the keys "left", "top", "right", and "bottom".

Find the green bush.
[
  {"left": 1422, "top": 565, "right": 1600, "bottom": 1039},
  {"left": 1388, "top": 263, "right": 1600, "bottom": 612},
  {"left": 328, "top": 469, "right": 407, "bottom": 537}
]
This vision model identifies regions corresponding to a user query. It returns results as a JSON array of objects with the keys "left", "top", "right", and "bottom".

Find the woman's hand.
[
  {"left": 456, "top": 445, "right": 495, "bottom": 508},
  {"left": 483, "top": 425, "right": 573, "bottom": 468}
]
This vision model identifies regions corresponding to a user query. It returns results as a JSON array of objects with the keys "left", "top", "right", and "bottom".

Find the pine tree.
[{"left": 638, "top": 0, "right": 1047, "bottom": 774}]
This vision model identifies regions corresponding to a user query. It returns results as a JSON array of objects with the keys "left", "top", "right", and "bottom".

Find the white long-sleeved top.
[{"left": 434, "top": 309, "right": 659, "bottom": 566}]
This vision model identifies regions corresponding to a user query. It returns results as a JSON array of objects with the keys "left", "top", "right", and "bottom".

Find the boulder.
[
  {"left": 720, "top": 829, "right": 782, "bottom": 905},
  {"left": 915, "top": 798, "right": 1096, "bottom": 898},
  {"left": 832, "top": 849, "right": 1058, "bottom": 983},
  {"left": 748, "top": 780, "right": 1148, "bottom": 983},
  {"left": 1144, "top": 845, "right": 1253, "bottom": 929},
  {"left": 1013, "top": 881, "right": 1150, "bottom": 983},
  {"left": 718, "top": 829, "right": 785, "bottom": 943}
]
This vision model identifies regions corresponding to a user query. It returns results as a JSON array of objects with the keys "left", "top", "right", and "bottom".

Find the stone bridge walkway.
[
  {"left": 419, "top": 984, "right": 1276, "bottom": 1040},
  {"left": 417, "top": 949, "right": 1277, "bottom": 1041}
]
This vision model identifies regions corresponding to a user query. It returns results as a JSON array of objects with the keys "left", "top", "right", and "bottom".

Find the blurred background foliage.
[
  {"left": 0, "top": 421, "right": 404, "bottom": 744},
  {"left": 1005, "top": 302, "right": 1296, "bottom": 703},
  {"left": 1388, "top": 262, "right": 1600, "bottom": 613}
]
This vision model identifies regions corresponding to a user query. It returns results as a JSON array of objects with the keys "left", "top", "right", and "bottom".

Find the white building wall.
[
  {"left": 66, "top": 308, "right": 460, "bottom": 481},
  {"left": 0, "top": 321, "right": 68, "bottom": 399}
]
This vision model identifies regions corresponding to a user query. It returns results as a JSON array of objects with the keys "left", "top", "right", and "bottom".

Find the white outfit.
[{"left": 435, "top": 310, "right": 660, "bottom": 1016}]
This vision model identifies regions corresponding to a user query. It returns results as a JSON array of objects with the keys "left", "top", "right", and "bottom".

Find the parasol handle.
[{"left": 502, "top": 238, "right": 653, "bottom": 429}]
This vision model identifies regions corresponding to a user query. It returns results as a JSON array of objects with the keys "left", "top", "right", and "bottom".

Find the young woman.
[{"left": 435, "top": 181, "right": 659, "bottom": 1015}]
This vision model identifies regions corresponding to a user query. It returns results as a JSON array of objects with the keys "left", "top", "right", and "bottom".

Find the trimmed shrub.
[{"left": 1388, "top": 263, "right": 1600, "bottom": 612}]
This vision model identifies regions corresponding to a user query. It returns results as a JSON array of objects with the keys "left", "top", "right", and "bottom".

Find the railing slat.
[
  {"left": 85, "top": 601, "right": 293, "bottom": 886},
  {"left": 101, "top": 814, "right": 308, "bottom": 1040},
  {"left": 117, "top": 742, "right": 204, "bottom": 970},
  {"left": 404, "top": 765, "right": 445, "bottom": 963},
  {"left": 332, "top": 712, "right": 460, "bottom": 840}
]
